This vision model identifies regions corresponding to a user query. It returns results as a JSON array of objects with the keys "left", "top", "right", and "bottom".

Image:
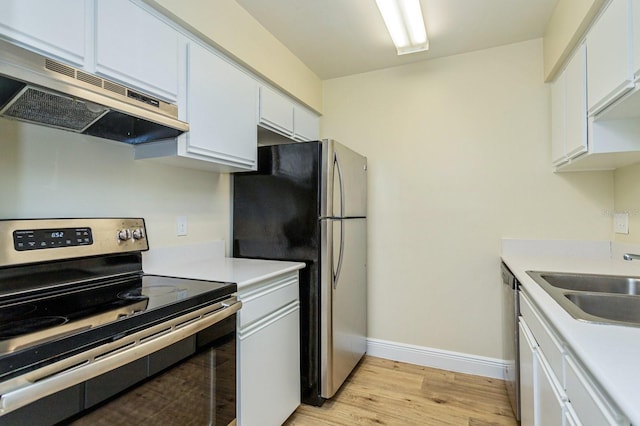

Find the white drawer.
[
  {"left": 520, "top": 291, "right": 565, "bottom": 388},
  {"left": 238, "top": 272, "right": 299, "bottom": 329},
  {"left": 565, "top": 356, "right": 629, "bottom": 426}
]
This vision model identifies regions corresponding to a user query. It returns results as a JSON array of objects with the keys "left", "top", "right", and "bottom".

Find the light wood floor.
[{"left": 283, "top": 356, "right": 517, "bottom": 426}]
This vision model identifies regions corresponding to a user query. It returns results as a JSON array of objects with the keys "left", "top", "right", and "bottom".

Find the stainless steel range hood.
[{"left": 0, "top": 39, "right": 188, "bottom": 144}]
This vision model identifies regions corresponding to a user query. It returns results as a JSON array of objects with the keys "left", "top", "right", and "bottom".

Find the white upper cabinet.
[
  {"left": 0, "top": 0, "right": 315, "bottom": 172},
  {"left": 585, "top": 0, "right": 634, "bottom": 115},
  {"left": 181, "top": 41, "right": 258, "bottom": 170},
  {"left": 293, "top": 105, "right": 320, "bottom": 142},
  {"left": 551, "top": 67, "right": 568, "bottom": 166},
  {"left": 551, "top": 44, "right": 588, "bottom": 167},
  {"left": 0, "top": 0, "right": 88, "bottom": 67},
  {"left": 259, "top": 86, "right": 294, "bottom": 136},
  {"left": 632, "top": 0, "right": 640, "bottom": 78},
  {"left": 259, "top": 85, "right": 320, "bottom": 142},
  {"left": 564, "top": 45, "right": 589, "bottom": 160},
  {"left": 552, "top": 1, "right": 640, "bottom": 172},
  {"left": 95, "top": 0, "right": 180, "bottom": 102},
  {"left": 135, "top": 40, "right": 258, "bottom": 172}
]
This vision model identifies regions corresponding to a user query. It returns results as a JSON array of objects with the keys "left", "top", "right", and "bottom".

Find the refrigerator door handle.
[
  {"left": 333, "top": 152, "right": 345, "bottom": 288},
  {"left": 333, "top": 219, "right": 345, "bottom": 289},
  {"left": 334, "top": 151, "right": 345, "bottom": 217}
]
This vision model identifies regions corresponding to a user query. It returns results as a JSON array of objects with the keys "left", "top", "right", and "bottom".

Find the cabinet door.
[
  {"left": 259, "top": 86, "right": 294, "bottom": 136},
  {"left": 550, "top": 71, "right": 567, "bottom": 166},
  {"left": 586, "top": 0, "right": 634, "bottom": 114},
  {"left": 238, "top": 303, "right": 300, "bottom": 426},
  {"left": 185, "top": 41, "right": 257, "bottom": 170},
  {"left": 95, "top": 0, "right": 179, "bottom": 101},
  {"left": 536, "top": 352, "right": 565, "bottom": 426},
  {"left": 0, "top": 0, "right": 87, "bottom": 66},
  {"left": 564, "top": 402, "right": 582, "bottom": 426},
  {"left": 565, "top": 356, "right": 629, "bottom": 425},
  {"left": 518, "top": 320, "right": 536, "bottom": 426},
  {"left": 293, "top": 105, "right": 319, "bottom": 142},
  {"left": 632, "top": 0, "right": 640, "bottom": 77},
  {"left": 565, "top": 44, "right": 588, "bottom": 159}
]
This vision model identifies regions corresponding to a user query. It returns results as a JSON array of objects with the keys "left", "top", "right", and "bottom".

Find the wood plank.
[{"left": 284, "top": 356, "right": 517, "bottom": 426}]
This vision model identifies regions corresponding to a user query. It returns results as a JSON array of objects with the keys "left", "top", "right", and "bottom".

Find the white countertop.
[
  {"left": 502, "top": 246, "right": 640, "bottom": 425},
  {"left": 142, "top": 242, "right": 304, "bottom": 291}
]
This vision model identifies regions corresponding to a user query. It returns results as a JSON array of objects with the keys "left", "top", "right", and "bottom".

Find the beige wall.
[
  {"left": 321, "top": 39, "right": 614, "bottom": 359},
  {"left": 0, "top": 119, "right": 231, "bottom": 250},
  {"left": 614, "top": 163, "right": 640, "bottom": 243},
  {"left": 543, "top": 0, "right": 605, "bottom": 81},
  {"left": 144, "top": 0, "right": 323, "bottom": 113}
]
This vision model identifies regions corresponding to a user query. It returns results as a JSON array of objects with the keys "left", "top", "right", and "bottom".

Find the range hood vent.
[{"left": 0, "top": 39, "right": 188, "bottom": 144}]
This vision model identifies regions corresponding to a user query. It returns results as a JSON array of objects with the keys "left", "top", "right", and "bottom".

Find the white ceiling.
[{"left": 236, "top": 0, "right": 558, "bottom": 80}]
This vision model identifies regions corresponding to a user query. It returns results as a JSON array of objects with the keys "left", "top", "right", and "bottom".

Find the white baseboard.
[{"left": 366, "top": 338, "right": 506, "bottom": 380}]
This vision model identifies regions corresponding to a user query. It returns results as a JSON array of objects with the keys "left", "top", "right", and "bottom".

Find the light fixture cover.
[{"left": 376, "top": 0, "right": 429, "bottom": 55}]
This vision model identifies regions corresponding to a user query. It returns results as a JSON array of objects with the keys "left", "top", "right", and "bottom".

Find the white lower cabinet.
[
  {"left": 519, "top": 318, "right": 565, "bottom": 426},
  {"left": 519, "top": 291, "right": 629, "bottom": 426},
  {"left": 518, "top": 321, "right": 537, "bottom": 426},
  {"left": 537, "top": 348, "right": 565, "bottom": 426},
  {"left": 237, "top": 271, "right": 301, "bottom": 426},
  {"left": 565, "top": 402, "right": 582, "bottom": 426}
]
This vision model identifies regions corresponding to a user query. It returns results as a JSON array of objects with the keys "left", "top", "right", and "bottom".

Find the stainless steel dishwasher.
[{"left": 501, "top": 261, "right": 520, "bottom": 421}]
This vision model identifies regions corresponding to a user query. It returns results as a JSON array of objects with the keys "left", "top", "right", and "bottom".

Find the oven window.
[{"left": 66, "top": 315, "right": 237, "bottom": 426}]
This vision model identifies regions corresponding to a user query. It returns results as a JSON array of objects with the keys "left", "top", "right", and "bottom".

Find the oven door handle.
[{"left": 0, "top": 298, "right": 241, "bottom": 417}]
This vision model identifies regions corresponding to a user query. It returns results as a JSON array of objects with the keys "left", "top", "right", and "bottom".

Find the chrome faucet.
[{"left": 623, "top": 253, "right": 640, "bottom": 261}]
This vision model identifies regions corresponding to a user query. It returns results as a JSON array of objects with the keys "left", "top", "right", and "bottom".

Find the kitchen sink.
[
  {"left": 527, "top": 271, "right": 640, "bottom": 327},
  {"left": 537, "top": 272, "right": 640, "bottom": 295},
  {"left": 564, "top": 293, "right": 640, "bottom": 323}
]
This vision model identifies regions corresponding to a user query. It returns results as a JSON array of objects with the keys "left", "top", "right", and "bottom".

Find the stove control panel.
[
  {"left": 0, "top": 218, "right": 149, "bottom": 267},
  {"left": 14, "top": 227, "right": 94, "bottom": 251},
  {"left": 117, "top": 227, "right": 146, "bottom": 242}
]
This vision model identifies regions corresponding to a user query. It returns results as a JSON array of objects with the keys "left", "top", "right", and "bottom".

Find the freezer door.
[
  {"left": 320, "top": 217, "right": 367, "bottom": 399},
  {"left": 321, "top": 140, "right": 367, "bottom": 219}
]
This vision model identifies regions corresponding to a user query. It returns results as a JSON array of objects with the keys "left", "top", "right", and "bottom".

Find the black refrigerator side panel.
[
  {"left": 232, "top": 141, "right": 325, "bottom": 406},
  {"left": 233, "top": 142, "right": 320, "bottom": 261},
  {"left": 297, "top": 261, "right": 322, "bottom": 405}
]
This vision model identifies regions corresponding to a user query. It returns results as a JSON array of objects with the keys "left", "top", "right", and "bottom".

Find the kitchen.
[{"left": 1, "top": 0, "right": 640, "bottom": 425}]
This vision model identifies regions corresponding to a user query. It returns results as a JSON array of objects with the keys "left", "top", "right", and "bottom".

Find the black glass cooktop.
[{"left": 0, "top": 273, "right": 236, "bottom": 381}]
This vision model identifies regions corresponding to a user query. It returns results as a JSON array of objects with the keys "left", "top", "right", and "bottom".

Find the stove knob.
[
  {"left": 117, "top": 229, "right": 132, "bottom": 241},
  {"left": 132, "top": 228, "right": 145, "bottom": 240}
]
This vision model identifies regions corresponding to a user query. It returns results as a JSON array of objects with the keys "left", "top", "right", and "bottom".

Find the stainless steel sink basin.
[
  {"left": 564, "top": 293, "right": 640, "bottom": 323},
  {"left": 537, "top": 272, "right": 640, "bottom": 295},
  {"left": 527, "top": 271, "right": 640, "bottom": 327}
]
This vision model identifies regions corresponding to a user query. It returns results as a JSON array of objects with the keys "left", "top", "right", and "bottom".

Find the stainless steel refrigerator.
[{"left": 232, "top": 139, "right": 367, "bottom": 406}]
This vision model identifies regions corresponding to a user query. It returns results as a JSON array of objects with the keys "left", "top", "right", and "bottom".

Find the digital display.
[{"left": 14, "top": 227, "right": 93, "bottom": 251}]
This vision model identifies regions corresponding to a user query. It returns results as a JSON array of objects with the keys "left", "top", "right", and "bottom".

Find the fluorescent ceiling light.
[{"left": 376, "top": 0, "right": 429, "bottom": 55}]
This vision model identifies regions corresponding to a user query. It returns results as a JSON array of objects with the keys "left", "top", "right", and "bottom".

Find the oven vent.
[
  {"left": 103, "top": 80, "right": 127, "bottom": 96},
  {"left": 45, "top": 58, "right": 130, "bottom": 98},
  {"left": 44, "top": 58, "right": 74, "bottom": 78},
  {"left": 76, "top": 70, "right": 102, "bottom": 88}
]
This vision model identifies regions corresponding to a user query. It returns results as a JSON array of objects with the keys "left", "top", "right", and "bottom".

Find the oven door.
[
  {"left": 0, "top": 301, "right": 240, "bottom": 426},
  {"left": 72, "top": 314, "right": 237, "bottom": 426}
]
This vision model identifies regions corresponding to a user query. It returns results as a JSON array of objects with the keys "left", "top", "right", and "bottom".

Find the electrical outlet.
[
  {"left": 176, "top": 216, "right": 188, "bottom": 236},
  {"left": 614, "top": 213, "right": 629, "bottom": 234}
]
